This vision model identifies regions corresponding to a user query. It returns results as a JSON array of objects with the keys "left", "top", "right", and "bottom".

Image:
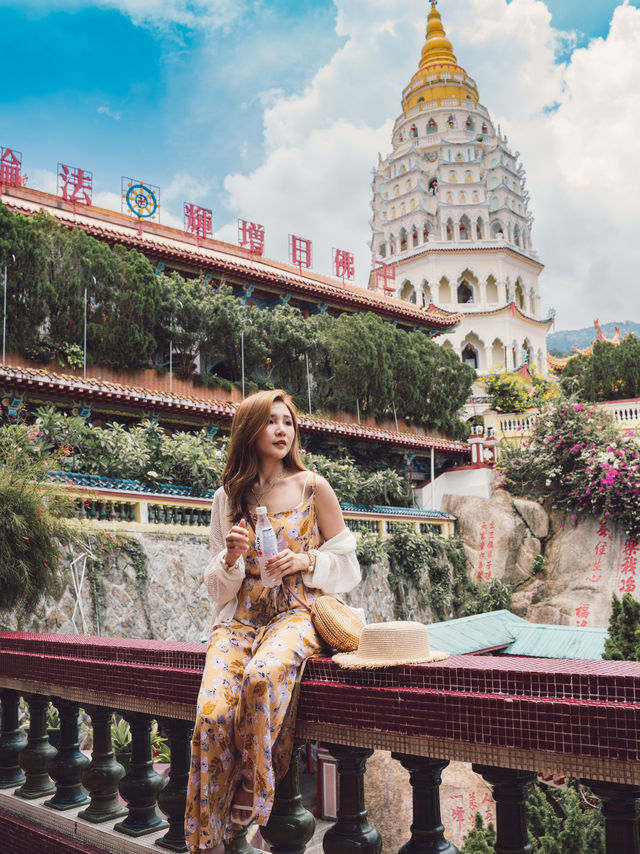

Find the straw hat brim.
[{"left": 332, "top": 649, "right": 450, "bottom": 669}]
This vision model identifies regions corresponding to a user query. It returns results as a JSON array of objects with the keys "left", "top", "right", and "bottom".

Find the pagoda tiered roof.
[{"left": 1, "top": 185, "right": 462, "bottom": 334}]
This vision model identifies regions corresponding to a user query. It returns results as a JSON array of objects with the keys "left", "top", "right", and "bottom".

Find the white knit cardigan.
[{"left": 204, "top": 486, "right": 361, "bottom": 628}]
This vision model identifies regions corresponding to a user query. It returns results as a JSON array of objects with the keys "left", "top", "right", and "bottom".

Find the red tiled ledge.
[{"left": 1, "top": 632, "right": 639, "bottom": 785}]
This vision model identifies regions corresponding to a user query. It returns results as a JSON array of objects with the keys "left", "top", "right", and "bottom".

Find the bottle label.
[{"left": 256, "top": 525, "right": 278, "bottom": 558}]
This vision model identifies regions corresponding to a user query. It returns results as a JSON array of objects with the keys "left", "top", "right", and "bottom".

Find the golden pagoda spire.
[
  {"left": 401, "top": 0, "right": 478, "bottom": 113},
  {"left": 420, "top": 0, "right": 457, "bottom": 69}
]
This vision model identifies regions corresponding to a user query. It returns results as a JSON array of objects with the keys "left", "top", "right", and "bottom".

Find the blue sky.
[{"left": 1, "top": 0, "right": 640, "bottom": 330}]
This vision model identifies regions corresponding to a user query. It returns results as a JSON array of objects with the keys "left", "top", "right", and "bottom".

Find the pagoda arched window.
[
  {"left": 461, "top": 343, "right": 478, "bottom": 369},
  {"left": 457, "top": 280, "right": 474, "bottom": 303},
  {"left": 455, "top": 152, "right": 464, "bottom": 162},
  {"left": 406, "top": 179, "right": 412, "bottom": 191},
  {"left": 446, "top": 219, "right": 454, "bottom": 240},
  {"left": 465, "top": 116, "right": 474, "bottom": 131},
  {"left": 475, "top": 216, "right": 484, "bottom": 239},
  {"left": 410, "top": 124, "right": 418, "bottom": 138},
  {"left": 459, "top": 191, "right": 467, "bottom": 204},
  {"left": 401, "top": 202, "right": 406, "bottom": 214},
  {"left": 400, "top": 228, "right": 408, "bottom": 251},
  {"left": 379, "top": 243, "right": 386, "bottom": 258},
  {"left": 472, "top": 191, "right": 480, "bottom": 203},
  {"left": 465, "top": 170, "right": 473, "bottom": 182},
  {"left": 446, "top": 192, "right": 453, "bottom": 203},
  {"left": 391, "top": 206, "right": 396, "bottom": 218},
  {"left": 412, "top": 226, "right": 419, "bottom": 247},
  {"left": 459, "top": 215, "right": 471, "bottom": 239},
  {"left": 448, "top": 115, "right": 456, "bottom": 129},
  {"left": 427, "top": 118, "right": 438, "bottom": 133},
  {"left": 423, "top": 222, "right": 431, "bottom": 242},
  {"left": 394, "top": 184, "right": 400, "bottom": 196},
  {"left": 449, "top": 170, "right": 458, "bottom": 182}
]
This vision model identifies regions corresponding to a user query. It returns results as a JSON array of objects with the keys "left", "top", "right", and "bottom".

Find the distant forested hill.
[{"left": 547, "top": 321, "right": 640, "bottom": 357}]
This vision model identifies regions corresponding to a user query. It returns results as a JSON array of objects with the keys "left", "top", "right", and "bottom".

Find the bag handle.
[{"left": 282, "top": 577, "right": 312, "bottom": 612}]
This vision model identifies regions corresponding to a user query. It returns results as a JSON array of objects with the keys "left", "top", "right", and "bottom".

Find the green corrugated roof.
[
  {"left": 427, "top": 609, "right": 608, "bottom": 660},
  {"left": 427, "top": 609, "right": 528, "bottom": 656},
  {"left": 503, "top": 624, "right": 607, "bottom": 660}
]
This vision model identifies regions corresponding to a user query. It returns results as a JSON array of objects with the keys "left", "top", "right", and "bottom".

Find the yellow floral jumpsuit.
[{"left": 185, "top": 477, "right": 323, "bottom": 851}]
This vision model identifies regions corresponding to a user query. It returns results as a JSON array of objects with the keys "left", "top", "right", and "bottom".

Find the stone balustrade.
[
  {"left": 2, "top": 633, "right": 640, "bottom": 853},
  {"left": 46, "top": 474, "right": 456, "bottom": 537}
]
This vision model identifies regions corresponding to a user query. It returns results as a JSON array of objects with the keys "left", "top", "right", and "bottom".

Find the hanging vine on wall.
[
  {"left": 384, "top": 524, "right": 509, "bottom": 622},
  {"left": 65, "top": 531, "right": 154, "bottom": 639}
]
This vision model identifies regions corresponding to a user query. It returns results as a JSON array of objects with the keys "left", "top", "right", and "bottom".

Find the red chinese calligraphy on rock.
[
  {"left": 333, "top": 248, "right": 355, "bottom": 282},
  {"left": 575, "top": 602, "right": 590, "bottom": 627},
  {"left": 450, "top": 806, "right": 464, "bottom": 834},
  {"left": 0, "top": 147, "right": 22, "bottom": 188},
  {"left": 620, "top": 577, "right": 637, "bottom": 594},
  {"left": 184, "top": 203, "right": 212, "bottom": 240},
  {"left": 238, "top": 219, "right": 265, "bottom": 255},
  {"left": 289, "top": 234, "right": 312, "bottom": 269}
]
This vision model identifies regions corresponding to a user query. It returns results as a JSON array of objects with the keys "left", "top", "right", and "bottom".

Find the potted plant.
[
  {"left": 46, "top": 702, "right": 61, "bottom": 749},
  {"left": 110, "top": 715, "right": 132, "bottom": 772}
]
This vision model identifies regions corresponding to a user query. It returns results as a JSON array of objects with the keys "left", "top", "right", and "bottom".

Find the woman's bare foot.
[{"left": 231, "top": 777, "right": 254, "bottom": 826}]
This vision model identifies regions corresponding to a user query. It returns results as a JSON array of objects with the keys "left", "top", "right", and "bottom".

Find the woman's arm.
[{"left": 204, "top": 489, "right": 247, "bottom": 604}]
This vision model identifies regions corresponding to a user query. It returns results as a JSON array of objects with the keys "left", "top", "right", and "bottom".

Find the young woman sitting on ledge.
[{"left": 184, "top": 388, "right": 360, "bottom": 854}]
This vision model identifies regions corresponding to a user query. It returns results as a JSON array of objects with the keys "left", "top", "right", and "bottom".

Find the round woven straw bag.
[
  {"left": 285, "top": 582, "right": 364, "bottom": 652},
  {"left": 310, "top": 595, "right": 364, "bottom": 652}
]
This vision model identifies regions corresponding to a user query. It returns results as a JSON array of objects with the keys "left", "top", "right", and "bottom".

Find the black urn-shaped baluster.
[
  {"left": 0, "top": 689, "right": 27, "bottom": 789},
  {"left": 114, "top": 713, "right": 168, "bottom": 836},
  {"left": 156, "top": 718, "right": 193, "bottom": 852},
  {"left": 262, "top": 739, "right": 316, "bottom": 854},
  {"left": 79, "top": 706, "right": 127, "bottom": 823},
  {"left": 45, "top": 699, "right": 90, "bottom": 810},
  {"left": 15, "top": 694, "right": 56, "bottom": 799},
  {"left": 322, "top": 743, "right": 382, "bottom": 854}
]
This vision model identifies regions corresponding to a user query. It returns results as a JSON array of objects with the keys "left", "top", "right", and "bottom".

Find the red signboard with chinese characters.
[
  {"left": 289, "top": 234, "right": 312, "bottom": 270},
  {"left": 374, "top": 260, "right": 396, "bottom": 296},
  {"left": 184, "top": 203, "right": 213, "bottom": 240},
  {"left": 57, "top": 163, "right": 93, "bottom": 206},
  {"left": 0, "top": 146, "right": 22, "bottom": 188},
  {"left": 238, "top": 219, "right": 265, "bottom": 256},
  {"left": 333, "top": 248, "right": 355, "bottom": 283}
]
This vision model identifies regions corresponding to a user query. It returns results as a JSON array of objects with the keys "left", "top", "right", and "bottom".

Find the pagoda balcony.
[{"left": 2, "top": 632, "right": 640, "bottom": 854}]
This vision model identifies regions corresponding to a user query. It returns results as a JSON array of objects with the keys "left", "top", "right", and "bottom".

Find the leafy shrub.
[
  {"left": 0, "top": 424, "right": 74, "bottom": 613},
  {"left": 482, "top": 368, "right": 558, "bottom": 413},
  {"left": 497, "top": 399, "right": 640, "bottom": 537},
  {"left": 355, "top": 530, "right": 384, "bottom": 573}
]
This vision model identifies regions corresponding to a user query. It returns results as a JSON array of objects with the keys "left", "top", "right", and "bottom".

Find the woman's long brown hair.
[{"left": 222, "top": 389, "right": 306, "bottom": 524}]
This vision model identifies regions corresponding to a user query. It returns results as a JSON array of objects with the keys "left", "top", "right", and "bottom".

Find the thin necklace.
[{"left": 251, "top": 470, "right": 286, "bottom": 504}]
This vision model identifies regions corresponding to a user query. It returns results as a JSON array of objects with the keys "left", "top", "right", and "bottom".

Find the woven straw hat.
[{"left": 332, "top": 620, "right": 449, "bottom": 669}]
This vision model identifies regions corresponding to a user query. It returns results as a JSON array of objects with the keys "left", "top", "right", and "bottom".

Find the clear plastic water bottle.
[{"left": 255, "top": 506, "right": 280, "bottom": 587}]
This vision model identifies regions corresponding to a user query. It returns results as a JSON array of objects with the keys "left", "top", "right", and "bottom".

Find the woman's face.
[{"left": 254, "top": 401, "right": 296, "bottom": 464}]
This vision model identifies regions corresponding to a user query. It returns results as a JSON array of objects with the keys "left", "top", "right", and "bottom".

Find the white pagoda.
[{"left": 369, "top": 0, "right": 553, "bottom": 376}]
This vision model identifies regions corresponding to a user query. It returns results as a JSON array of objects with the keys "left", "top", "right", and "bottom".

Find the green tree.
[
  {"left": 157, "top": 273, "right": 214, "bottom": 377},
  {"left": 462, "top": 783, "right": 603, "bottom": 854},
  {"left": 603, "top": 593, "right": 640, "bottom": 661},
  {"left": 560, "top": 337, "right": 640, "bottom": 402},
  {"left": 0, "top": 202, "right": 50, "bottom": 353},
  {"left": 461, "top": 813, "right": 496, "bottom": 853}
]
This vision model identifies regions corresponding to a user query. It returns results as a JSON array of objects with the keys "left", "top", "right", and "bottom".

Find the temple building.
[{"left": 369, "top": 0, "right": 553, "bottom": 376}]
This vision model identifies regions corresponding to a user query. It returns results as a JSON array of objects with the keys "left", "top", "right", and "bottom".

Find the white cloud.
[
  {"left": 97, "top": 105, "right": 121, "bottom": 120},
  {"left": 12, "top": 0, "right": 248, "bottom": 34},
  {"left": 219, "top": 0, "right": 640, "bottom": 330}
]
